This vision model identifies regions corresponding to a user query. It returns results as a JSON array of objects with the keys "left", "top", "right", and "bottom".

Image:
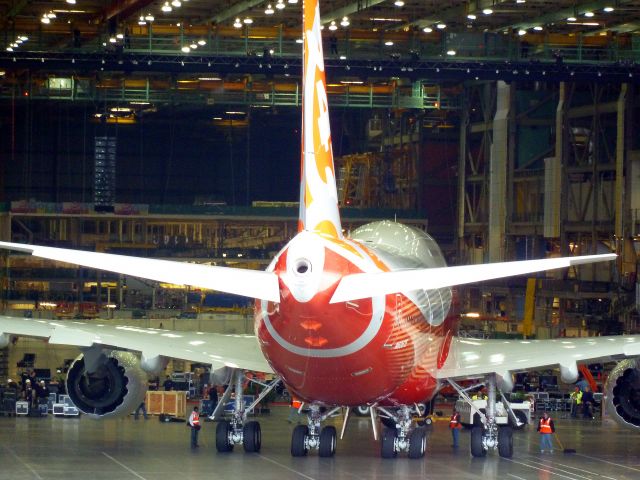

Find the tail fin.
[{"left": 298, "top": 0, "right": 342, "bottom": 238}]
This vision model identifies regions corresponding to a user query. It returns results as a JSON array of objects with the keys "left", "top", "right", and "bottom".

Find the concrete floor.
[{"left": 1, "top": 408, "right": 639, "bottom": 480}]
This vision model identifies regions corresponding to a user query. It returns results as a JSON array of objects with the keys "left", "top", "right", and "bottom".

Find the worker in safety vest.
[
  {"left": 569, "top": 386, "right": 582, "bottom": 418},
  {"left": 188, "top": 406, "right": 201, "bottom": 448},
  {"left": 449, "top": 408, "right": 463, "bottom": 448},
  {"left": 537, "top": 411, "right": 555, "bottom": 453},
  {"left": 471, "top": 388, "right": 488, "bottom": 401},
  {"left": 288, "top": 395, "right": 302, "bottom": 423}
]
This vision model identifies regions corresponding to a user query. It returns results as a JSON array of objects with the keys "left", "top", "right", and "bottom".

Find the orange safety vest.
[
  {"left": 191, "top": 412, "right": 200, "bottom": 426},
  {"left": 449, "top": 413, "right": 462, "bottom": 429},
  {"left": 291, "top": 399, "right": 302, "bottom": 409},
  {"left": 539, "top": 417, "right": 552, "bottom": 434}
]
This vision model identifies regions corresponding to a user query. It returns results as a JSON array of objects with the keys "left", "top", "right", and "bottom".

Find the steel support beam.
[
  {"left": 615, "top": 84, "right": 628, "bottom": 238},
  {"left": 544, "top": 82, "right": 565, "bottom": 239}
]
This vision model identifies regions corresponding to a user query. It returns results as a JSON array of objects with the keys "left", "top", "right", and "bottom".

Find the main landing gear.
[
  {"left": 212, "top": 370, "right": 280, "bottom": 454},
  {"left": 290, "top": 405, "right": 341, "bottom": 457},
  {"left": 448, "top": 374, "right": 513, "bottom": 459},
  {"left": 376, "top": 405, "right": 427, "bottom": 459}
]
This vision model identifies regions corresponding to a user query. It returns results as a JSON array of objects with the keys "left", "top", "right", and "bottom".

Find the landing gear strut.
[
  {"left": 377, "top": 405, "right": 427, "bottom": 459},
  {"left": 212, "top": 370, "right": 280, "bottom": 453},
  {"left": 290, "top": 405, "right": 340, "bottom": 457}
]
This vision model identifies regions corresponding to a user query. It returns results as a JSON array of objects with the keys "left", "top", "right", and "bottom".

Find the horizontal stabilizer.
[
  {"left": 0, "top": 241, "right": 280, "bottom": 303},
  {"left": 330, "top": 253, "right": 616, "bottom": 304}
]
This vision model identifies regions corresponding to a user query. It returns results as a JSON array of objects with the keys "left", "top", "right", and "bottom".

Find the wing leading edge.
[
  {"left": 330, "top": 253, "right": 616, "bottom": 303},
  {"left": 0, "top": 316, "right": 273, "bottom": 373},
  {"left": 0, "top": 241, "right": 280, "bottom": 303}
]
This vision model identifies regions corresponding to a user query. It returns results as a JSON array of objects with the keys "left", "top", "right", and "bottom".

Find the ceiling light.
[
  {"left": 233, "top": 18, "right": 242, "bottom": 28},
  {"left": 243, "top": 17, "right": 253, "bottom": 24},
  {"left": 190, "top": 42, "right": 197, "bottom": 49},
  {"left": 446, "top": 50, "right": 456, "bottom": 56},
  {"left": 47, "top": 11, "right": 56, "bottom": 18},
  {"left": 423, "top": 26, "right": 433, "bottom": 33},
  {"left": 197, "top": 39, "right": 206, "bottom": 46},
  {"left": 171, "top": 0, "right": 181, "bottom": 7},
  {"left": 138, "top": 16, "right": 146, "bottom": 25},
  {"left": 340, "top": 16, "right": 349, "bottom": 27},
  {"left": 567, "top": 16, "right": 577, "bottom": 21},
  {"left": 116, "top": 33, "right": 124, "bottom": 39},
  {"left": 198, "top": 77, "right": 221, "bottom": 81},
  {"left": 436, "top": 23, "right": 446, "bottom": 29},
  {"left": 15, "top": 39, "right": 22, "bottom": 44},
  {"left": 339, "top": 55, "right": 346, "bottom": 60},
  {"left": 6, "top": 47, "right": 13, "bottom": 51},
  {"left": 394, "top": 0, "right": 404, "bottom": 6},
  {"left": 109, "top": 37, "right": 117, "bottom": 43},
  {"left": 161, "top": 2, "right": 172, "bottom": 12},
  {"left": 516, "top": 0, "right": 525, "bottom": 3},
  {"left": 329, "top": 21, "right": 337, "bottom": 31},
  {"left": 10, "top": 43, "right": 18, "bottom": 48},
  {"left": 66, "top": 0, "right": 76, "bottom": 4},
  {"left": 467, "top": 14, "right": 476, "bottom": 20},
  {"left": 181, "top": 46, "right": 190, "bottom": 52},
  {"left": 145, "top": 13, "right": 155, "bottom": 21},
  {"left": 533, "top": 25, "right": 543, "bottom": 31},
  {"left": 483, "top": 8, "right": 493, "bottom": 15},
  {"left": 265, "top": 4, "right": 274, "bottom": 14},
  {"left": 518, "top": 29, "right": 526, "bottom": 36},
  {"left": 384, "top": 40, "right": 394, "bottom": 46},
  {"left": 584, "top": 11, "right": 594, "bottom": 17},
  {"left": 603, "top": 6, "right": 614, "bottom": 12},
  {"left": 288, "top": 0, "right": 298, "bottom": 3},
  {"left": 295, "top": 38, "right": 303, "bottom": 43},
  {"left": 276, "top": 0, "right": 285, "bottom": 9},
  {"left": 19, "top": 36, "right": 28, "bottom": 41}
]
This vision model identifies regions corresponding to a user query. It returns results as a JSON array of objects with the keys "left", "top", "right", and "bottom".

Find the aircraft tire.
[
  {"left": 408, "top": 428, "right": 427, "bottom": 459},
  {"left": 319, "top": 426, "right": 337, "bottom": 457},
  {"left": 498, "top": 426, "right": 513, "bottom": 458},
  {"left": 243, "top": 421, "right": 261, "bottom": 453},
  {"left": 291, "top": 425, "right": 309, "bottom": 457},
  {"left": 381, "top": 427, "right": 397, "bottom": 459},
  {"left": 216, "top": 421, "right": 233, "bottom": 452},
  {"left": 470, "top": 426, "right": 487, "bottom": 457},
  {"left": 353, "top": 406, "right": 370, "bottom": 416}
]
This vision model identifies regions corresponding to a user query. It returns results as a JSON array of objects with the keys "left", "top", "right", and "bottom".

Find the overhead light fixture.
[
  {"left": 340, "top": 80, "right": 364, "bottom": 84},
  {"left": 467, "top": 14, "right": 476, "bottom": 20},
  {"left": 6, "top": 47, "right": 13, "bottom": 51},
  {"left": 436, "top": 23, "right": 446, "bottom": 29},
  {"left": 145, "top": 13, "right": 155, "bottom": 21},
  {"left": 533, "top": 25, "right": 543, "bottom": 31},
  {"left": 567, "top": 16, "right": 577, "bottom": 21},
  {"left": 339, "top": 55, "right": 346, "bottom": 60},
  {"left": 518, "top": 29, "right": 526, "bottom": 36},
  {"left": 482, "top": 8, "right": 493, "bottom": 15},
  {"left": 265, "top": 4, "right": 274, "bottom": 14},
  {"left": 276, "top": 0, "right": 285, "bottom": 9},
  {"left": 225, "top": 111, "right": 246, "bottom": 115},
  {"left": 288, "top": 0, "right": 298, "bottom": 3},
  {"left": 190, "top": 42, "right": 197, "bottom": 49},
  {"left": 138, "top": 15, "right": 146, "bottom": 25},
  {"left": 233, "top": 17, "right": 242, "bottom": 28},
  {"left": 423, "top": 26, "right": 433, "bottom": 33},
  {"left": 329, "top": 20, "right": 337, "bottom": 31},
  {"left": 296, "top": 38, "right": 303, "bottom": 43},
  {"left": 340, "top": 16, "right": 349, "bottom": 27},
  {"left": 197, "top": 39, "right": 206, "bottom": 46},
  {"left": 181, "top": 46, "right": 190, "bottom": 52},
  {"left": 47, "top": 11, "right": 56, "bottom": 18},
  {"left": 198, "top": 77, "right": 221, "bottom": 81},
  {"left": 603, "top": 6, "right": 614, "bottom": 12},
  {"left": 446, "top": 50, "right": 456, "bottom": 56},
  {"left": 584, "top": 11, "right": 594, "bottom": 17},
  {"left": 384, "top": 40, "right": 394, "bottom": 46},
  {"left": 243, "top": 17, "right": 253, "bottom": 24},
  {"left": 19, "top": 36, "right": 28, "bottom": 41},
  {"left": 161, "top": 2, "right": 172, "bottom": 12},
  {"left": 109, "top": 37, "right": 117, "bottom": 43},
  {"left": 66, "top": 0, "right": 76, "bottom": 4},
  {"left": 116, "top": 33, "right": 124, "bottom": 39},
  {"left": 171, "top": 0, "right": 181, "bottom": 7},
  {"left": 394, "top": 0, "right": 404, "bottom": 6},
  {"left": 516, "top": 0, "right": 525, "bottom": 3}
]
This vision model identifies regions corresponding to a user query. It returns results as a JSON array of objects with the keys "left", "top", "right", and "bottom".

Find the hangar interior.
[{"left": 1, "top": 0, "right": 640, "bottom": 396}]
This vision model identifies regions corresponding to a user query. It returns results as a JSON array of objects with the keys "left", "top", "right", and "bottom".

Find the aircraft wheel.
[
  {"left": 216, "top": 421, "right": 233, "bottom": 452},
  {"left": 319, "top": 426, "right": 337, "bottom": 457},
  {"left": 408, "top": 427, "right": 427, "bottom": 459},
  {"left": 470, "top": 426, "right": 487, "bottom": 458},
  {"left": 243, "top": 421, "right": 261, "bottom": 453},
  {"left": 353, "top": 406, "right": 370, "bottom": 416},
  {"left": 498, "top": 426, "right": 513, "bottom": 458},
  {"left": 291, "top": 425, "right": 309, "bottom": 457},
  {"left": 381, "top": 427, "right": 397, "bottom": 459}
]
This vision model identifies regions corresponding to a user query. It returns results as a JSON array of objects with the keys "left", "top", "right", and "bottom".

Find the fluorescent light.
[
  {"left": 110, "top": 107, "right": 132, "bottom": 112},
  {"left": 181, "top": 46, "right": 190, "bottom": 52},
  {"left": 446, "top": 50, "right": 456, "bottom": 56},
  {"left": 197, "top": 39, "right": 206, "bottom": 46},
  {"left": 329, "top": 21, "right": 337, "bottom": 31},
  {"left": 482, "top": 8, "right": 493, "bottom": 15},
  {"left": 116, "top": 33, "right": 124, "bottom": 39},
  {"left": 584, "top": 11, "right": 594, "bottom": 17},
  {"left": 265, "top": 4, "right": 274, "bottom": 14},
  {"left": 161, "top": 2, "right": 172, "bottom": 12},
  {"left": 340, "top": 80, "right": 363, "bottom": 84},
  {"left": 198, "top": 77, "right": 221, "bottom": 81},
  {"left": 467, "top": 14, "right": 476, "bottom": 20},
  {"left": 138, "top": 16, "right": 146, "bottom": 25},
  {"left": 533, "top": 25, "right": 543, "bottom": 31},
  {"left": 233, "top": 18, "right": 242, "bottom": 28},
  {"left": 6, "top": 47, "right": 13, "bottom": 51},
  {"left": 384, "top": 40, "right": 394, "bottom": 46},
  {"left": 516, "top": 0, "right": 525, "bottom": 3},
  {"left": 603, "top": 6, "right": 614, "bottom": 12},
  {"left": 47, "top": 11, "right": 56, "bottom": 18},
  {"left": 276, "top": 0, "right": 285, "bottom": 9},
  {"left": 288, "top": 0, "right": 298, "bottom": 3},
  {"left": 19, "top": 36, "right": 28, "bottom": 41},
  {"left": 370, "top": 17, "right": 403, "bottom": 22},
  {"left": 295, "top": 38, "right": 303, "bottom": 43},
  {"left": 436, "top": 23, "right": 446, "bottom": 29},
  {"left": 171, "top": 0, "right": 181, "bottom": 7},
  {"left": 145, "top": 13, "right": 154, "bottom": 21},
  {"left": 190, "top": 42, "right": 197, "bottom": 49},
  {"left": 66, "top": 0, "right": 76, "bottom": 4},
  {"left": 394, "top": 0, "right": 404, "bottom": 6},
  {"left": 340, "top": 16, "right": 349, "bottom": 27},
  {"left": 423, "top": 26, "right": 433, "bottom": 33},
  {"left": 567, "top": 16, "right": 577, "bottom": 21},
  {"left": 243, "top": 17, "right": 253, "bottom": 24},
  {"left": 225, "top": 111, "right": 246, "bottom": 115},
  {"left": 109, "top": 37, "right": 117, "bottom": 43},
  {"left": 339, "top": 55, "right": 346, "bottom": 60},
  {"left": 518, "top": 29, "right": 526, "bottom": 36}
]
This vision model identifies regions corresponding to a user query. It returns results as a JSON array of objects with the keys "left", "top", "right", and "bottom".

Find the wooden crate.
[{"left": 146, "top": 391, "right": 187, "bottom": 418}]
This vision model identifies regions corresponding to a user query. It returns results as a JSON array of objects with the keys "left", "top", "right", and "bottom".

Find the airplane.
[{"left": 0, "top": 0, "right": 636, "bottom": 461}]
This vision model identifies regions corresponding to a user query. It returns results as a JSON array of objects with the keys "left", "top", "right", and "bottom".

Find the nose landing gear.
[{"left": 290, "top": 405, "right": 340, "bottom": 457}]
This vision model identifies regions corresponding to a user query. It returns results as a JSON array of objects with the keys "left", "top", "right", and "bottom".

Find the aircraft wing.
[
  {"left": 0, "top": 316, "right": 273, "bottom": 373},
  {"left": 0, "top": 241, "right": 280, "bottom": 303},
  {"left": 436, "top": 335, "right": 640, "bottom": 381},
  {"left": 330, "top": 253, "right": 616, "bottom": 303}
]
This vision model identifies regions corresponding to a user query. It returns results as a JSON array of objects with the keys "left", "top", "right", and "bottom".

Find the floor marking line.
[
  {"left": 576, "top": 454, "right": 640, "bottom": 473},
  {"left": 3, "top": 446, "right": 43, "bottom": 480},
  {"left": 554, "top": 462, "right": 609, "bottom": 477},
  {"left": 102, "top": 452, "right": 147, "bottom": 480},
  {"left": 502, "top": 457, "right": 581, "bottom": 480},
  {"left": 257, "top": 454, "right": 317, "bottom": 480},
  {"left": 521, "top": 458, "right": 594, "bottom": 480},
  {"left": 507, "top": 474, "right": 527, "bottom": 480}
]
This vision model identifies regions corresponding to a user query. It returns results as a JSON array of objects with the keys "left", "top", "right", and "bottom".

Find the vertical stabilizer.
[{"left": 298, "top": 0, "right": 342, "bottom": 238}]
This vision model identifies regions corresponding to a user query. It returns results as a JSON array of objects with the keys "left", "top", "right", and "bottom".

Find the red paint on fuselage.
[{"left": 255, "top": 238, "right": 456, "bottom": 407}]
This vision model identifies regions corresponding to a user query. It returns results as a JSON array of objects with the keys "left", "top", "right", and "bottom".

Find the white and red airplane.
[{"left": 0, "top": 0, "right": 637, "bottom": 460}]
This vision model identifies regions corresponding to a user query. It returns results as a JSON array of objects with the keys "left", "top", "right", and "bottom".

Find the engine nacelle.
[
  {"left": 66, "top": 350, "right": 147, "bottom": 419},
  {"left": 604, "top": 359, "right": 640, "bottom": 430}
]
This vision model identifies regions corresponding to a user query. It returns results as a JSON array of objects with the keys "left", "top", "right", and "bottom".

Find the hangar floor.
[{"left": 0, "top": 408, "right": 639, "bottom": 480}]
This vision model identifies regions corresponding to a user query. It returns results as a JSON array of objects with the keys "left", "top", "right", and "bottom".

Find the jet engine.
[
  {"left": 604, "top": 359, "right": 640, "bottom": 429},
  {"left": 66, "top": 350, "right": 147, "bottom": 419}
]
